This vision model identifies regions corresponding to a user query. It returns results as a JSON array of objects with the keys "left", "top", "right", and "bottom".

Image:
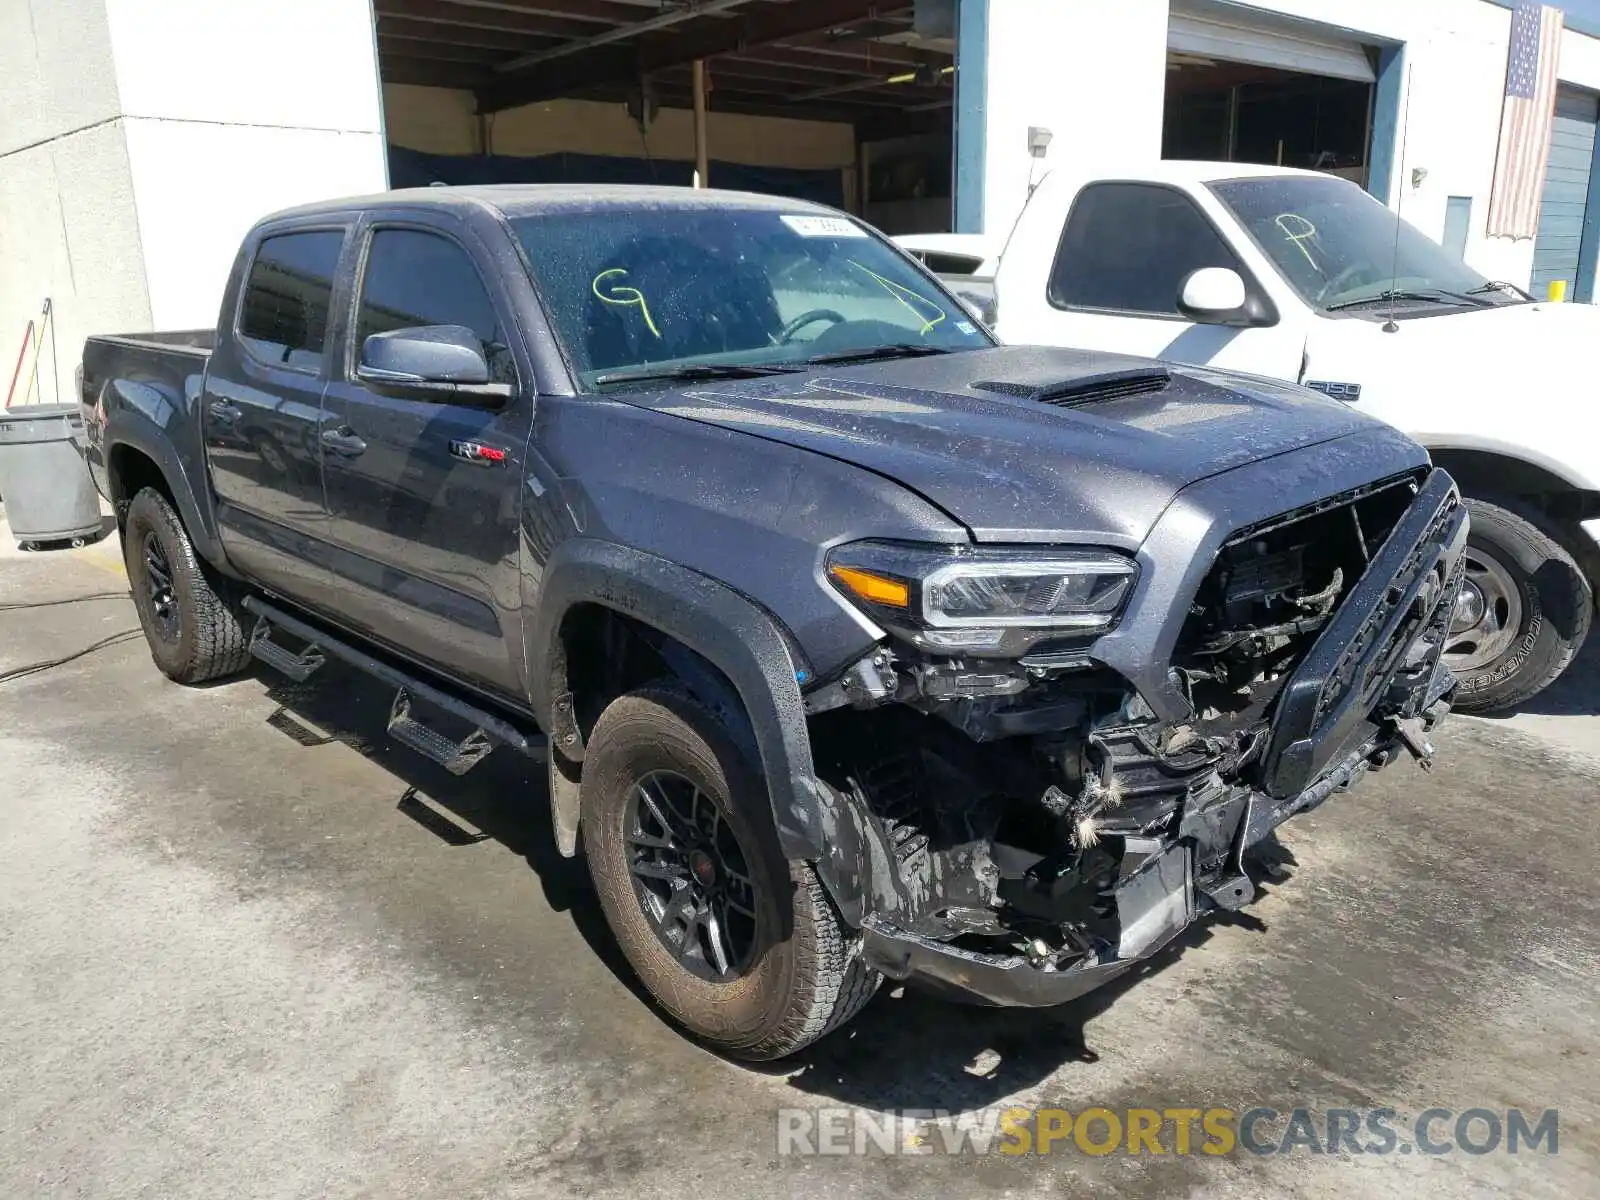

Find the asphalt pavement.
[{"left": 1, "top": 524, "right": 1596, "bottom": 1199}]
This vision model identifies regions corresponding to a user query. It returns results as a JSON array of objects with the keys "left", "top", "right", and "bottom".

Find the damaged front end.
[{"left": 805, "top": 467, "right": 1467, "bottom": 1006}]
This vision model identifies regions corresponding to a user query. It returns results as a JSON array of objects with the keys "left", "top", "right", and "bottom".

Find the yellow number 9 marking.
[{"left": 592, "top": 267, "right": 661, "bottom": 339}]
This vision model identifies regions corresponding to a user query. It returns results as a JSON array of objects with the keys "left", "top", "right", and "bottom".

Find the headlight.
[{"left": 825, "top": 540, "right": 1137, "bottom": 657}]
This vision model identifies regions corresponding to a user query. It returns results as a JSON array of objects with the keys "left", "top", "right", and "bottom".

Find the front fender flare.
[{"left": 528, "top": 539, "right": 851, "bottom": 876}]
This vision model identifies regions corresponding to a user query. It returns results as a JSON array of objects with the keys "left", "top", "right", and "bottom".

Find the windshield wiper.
[
  {"left": 592, "top": 362, "right": 802, "bottom": 387},
  {"left": 1465, "top": 280, "right": 1533, "bottom": 300},
  {"left": 1324, "top": 288, "right": 1483, "bottom": 312},
  {"left": 804, "top": 343, "right": 955, "bottom": 365}
]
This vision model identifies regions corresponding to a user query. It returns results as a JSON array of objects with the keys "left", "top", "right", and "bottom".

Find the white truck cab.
[{"left": 993, "top": 161, "right": 1600, "bottom": 711}]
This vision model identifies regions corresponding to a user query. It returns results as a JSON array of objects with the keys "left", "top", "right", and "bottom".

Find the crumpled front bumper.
[
  {"left": 861, "top": 471, "right": 1469, "bottom": 1009},
  {"left": 859, "top": 725, "right": 1444, "bottom": 1008},
  {"left": 863, "top": 919, "right": 1141, "bottom": 1008}
]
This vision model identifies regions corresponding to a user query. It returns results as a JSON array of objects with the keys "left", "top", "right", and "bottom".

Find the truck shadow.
[
  {"left": 254, "top": 657, "right": 1294, "bottom": 1107},
  {"left": 253, "top": 659, "right": 645, "bottom": 1000},
  {"left": 770, "top": 931, "right": 1200, "bottom": 1109},
  {"left": 762, "top": 853, "right": 1289, "bottom": 1112}
]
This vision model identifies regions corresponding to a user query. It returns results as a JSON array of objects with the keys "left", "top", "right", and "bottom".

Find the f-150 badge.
[{"left": 1304, "top": 380, "right": 1363, "bottom": 402}]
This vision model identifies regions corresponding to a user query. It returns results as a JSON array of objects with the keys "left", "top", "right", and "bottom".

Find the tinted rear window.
[{"left": 237, "top": 230, "right": 344, "bottom": 372}]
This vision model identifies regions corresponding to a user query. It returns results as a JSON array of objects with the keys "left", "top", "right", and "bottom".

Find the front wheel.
[
  {"left": 1445, "top": 498, "right": 1592, "bottom": 713},
  {"left": 581, "top": 686, "right": 879, "bottom": 1060}
]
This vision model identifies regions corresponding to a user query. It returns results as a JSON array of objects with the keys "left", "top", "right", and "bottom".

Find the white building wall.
[
  {"left": 0, "top": 0, "right": 121, "bottom": 151},
  {"left": 104, "top": 0, "right": 388, "bottom": 331},
  {"left": 121, "top": 121, "right": 388, "bottom": 331},
  {"left": 1, "top": 0, "right": 387, "bottom": 406},
  {"left": 979, "top": 0, "right": 1172, "bottom": 238},
  {"left": 0, "top": 0, "right": 145, "bottom": 406},
  {"left": 102, "top": 0, "right": 385, "bottom": 132}
]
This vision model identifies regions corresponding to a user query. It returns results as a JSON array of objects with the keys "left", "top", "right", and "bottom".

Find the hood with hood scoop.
[{"left": 625, "top": 344, "right": 1415, "bottom": 547}]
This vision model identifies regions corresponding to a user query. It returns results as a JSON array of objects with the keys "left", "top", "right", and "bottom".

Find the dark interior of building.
[
  {"left": 1164, "top": 55, "right": 1374, "bottom": 182},
  {"left": 375, "top": 0, "right": 959, "bottom": 227}
]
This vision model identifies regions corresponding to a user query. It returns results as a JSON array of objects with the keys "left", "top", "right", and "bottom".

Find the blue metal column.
[
  {"left": 954, "top": 0, "right": 989, "bottom": 233},
  {"left": 1367, "top": 45, "right": 1405, "bottom": 205},
  {"left": 1575, "top": 118, "right": 1600, "bottom": 301}
]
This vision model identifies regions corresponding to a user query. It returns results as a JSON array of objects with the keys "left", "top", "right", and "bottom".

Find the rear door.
[
  {"left": 1002, "top": 181, "right": 1304, "bottom": 376},
  {"left": 203, "top": 226, "right": 347, "bottom": 601},
  {"left": 318, "top": 219, "right": 532, "bottom": 697}
]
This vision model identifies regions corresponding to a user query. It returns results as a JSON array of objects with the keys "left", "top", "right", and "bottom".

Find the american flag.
[{"left": 1486, "top": 1, "right": 1565, "bottom": 239}]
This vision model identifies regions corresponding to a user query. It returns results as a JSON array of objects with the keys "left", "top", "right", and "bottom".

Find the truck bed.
[
  {"left": 79, "top": 330, "right": 219, "bottom": 521},
  {"left": 88, "top": 329, "right": 215, "bottom": 357}
]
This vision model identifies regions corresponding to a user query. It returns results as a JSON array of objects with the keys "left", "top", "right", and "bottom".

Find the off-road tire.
[
  {"left": 582, "top": 686, "right": 879, "bottom": 1060},
  {"left": 123, "top": 487, "right": 251, "bottom": 684},
  {"left": 1449, "top": 498, "right": 1591, "bottom": 713}
]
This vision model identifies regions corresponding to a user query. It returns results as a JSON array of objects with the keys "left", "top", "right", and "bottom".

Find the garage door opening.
[
  {"left": 374, "top": 1, "right": 958, "bottom": 231},
  {"left": 1164, "top": 2, "right": 1377, "bottom": 185},
  {"left": 1532, "top": 86, "right": 1600, "bottom": 301}
]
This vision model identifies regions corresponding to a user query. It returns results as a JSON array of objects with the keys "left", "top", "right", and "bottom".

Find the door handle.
[
  {"left": 319, "top": 428, "right": 367, "bottom": 458},
  {"left": 207, "top": 399, "right": 241, "bottom": 422}
]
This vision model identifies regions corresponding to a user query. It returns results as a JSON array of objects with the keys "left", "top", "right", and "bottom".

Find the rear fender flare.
[
  {"left": 102, "top": 378, "right": 226, "bottom": 567},
  {"left": 106, "top": 427, "right": 225, "bottom": 566}
]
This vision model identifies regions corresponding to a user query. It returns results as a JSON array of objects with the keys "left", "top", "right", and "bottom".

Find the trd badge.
[{"left": 449, "top": 440, "right": 507, "bottom": 466}]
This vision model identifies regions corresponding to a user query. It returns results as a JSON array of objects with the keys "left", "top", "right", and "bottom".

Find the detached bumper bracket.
[
  {"left": 1260, "top": 471, "right": 1468, "bottom": 798},
  {"left": 1198, "top": 873, "right": 1255, "bottom": 911}
]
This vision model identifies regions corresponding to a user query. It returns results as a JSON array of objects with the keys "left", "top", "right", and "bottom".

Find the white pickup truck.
[{"left": 971, "top": 161, "right": 1600, "bottom": 712}]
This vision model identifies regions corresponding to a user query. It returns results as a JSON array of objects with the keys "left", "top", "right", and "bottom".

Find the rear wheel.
[
  {"left": 581, "top": 686, "right": 878, "bottom": 1060},
  {"left": 1445, "top": 498, "right": 1591, "bottom": 713},
  {"left": 123, "top": 487, "right": 251, "bottom": 684}
]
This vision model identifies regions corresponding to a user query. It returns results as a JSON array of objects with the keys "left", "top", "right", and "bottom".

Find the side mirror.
[
  {"left": 953, "top": 287, "right": 995, "bottom": 326},
  {"left": 1177, "top": 267, "right": 1250, "bottom": 324},
  {"left": 359, "top": 324, "right": 490, "bottom": 386}
]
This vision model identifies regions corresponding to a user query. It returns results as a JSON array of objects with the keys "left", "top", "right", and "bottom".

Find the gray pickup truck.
[{"left": 81, "top": 185, "right": 1465, "bottom": 1060}]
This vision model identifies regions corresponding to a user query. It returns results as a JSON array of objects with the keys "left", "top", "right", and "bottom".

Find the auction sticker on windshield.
[{"left": 782, "top": 215, "right": 868, "bottom": 238}]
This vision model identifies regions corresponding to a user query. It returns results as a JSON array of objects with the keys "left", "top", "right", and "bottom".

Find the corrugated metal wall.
[{"left": 1531, "top": 87, "right": 1599, "bottom": 299}]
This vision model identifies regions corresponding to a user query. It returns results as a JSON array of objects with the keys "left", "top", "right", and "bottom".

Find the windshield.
[
  {"left": 1210, "top": 176, "right": 1523, "bottom": 313},
  {"left": 509, "top": 207, "right": 991, "bottom": 388}
]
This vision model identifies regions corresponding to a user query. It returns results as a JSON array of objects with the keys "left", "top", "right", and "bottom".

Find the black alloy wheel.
[
  {"left": 142, "top": 529, "right": 181, "bottom": 642},
  {"left": 580, "top": 685, "right": 881, "bottom": 1059},
  {"left": 626, "top": 769, "right": 758, "bottom": 981}
]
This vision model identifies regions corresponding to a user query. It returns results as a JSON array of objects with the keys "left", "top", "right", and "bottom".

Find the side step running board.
[
  {"left": 242, "top": 596, "right": 546, "bottom": 772},
  {"left": 389, "top": 689, "right": 496, "bottom": 775},
  {"left": 250, "top": 617, "right": 326, "bottom": 682}
]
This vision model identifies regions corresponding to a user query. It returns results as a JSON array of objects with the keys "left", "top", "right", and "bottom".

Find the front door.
[
  {"left": 203, "top": 227, "right": 346, "bottom": 602},
  {"left": 319, "top": 223, "right": 532, "bottom": 698},
  {"left": 1001, "top": 181, "right": 1306, "bottom": 377}
]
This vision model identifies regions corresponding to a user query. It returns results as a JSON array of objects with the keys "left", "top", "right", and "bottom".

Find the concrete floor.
[{"left": 1, "top": 526, "right": 1596, "bottom": 1199}]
